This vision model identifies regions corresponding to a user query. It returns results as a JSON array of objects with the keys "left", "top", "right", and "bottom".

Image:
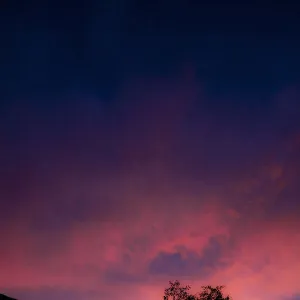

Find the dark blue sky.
[{"left": 2, "top": 0, "right": 300, "bottom": 101}]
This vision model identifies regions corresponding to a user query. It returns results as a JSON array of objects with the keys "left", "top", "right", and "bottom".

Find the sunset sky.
[{"left": 1, "top": 1, "right": 300, "bottom": 300}]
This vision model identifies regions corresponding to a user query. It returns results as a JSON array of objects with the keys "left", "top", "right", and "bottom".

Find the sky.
[{"left": 1, "top": 1, "right": 300, "bottom": 300}]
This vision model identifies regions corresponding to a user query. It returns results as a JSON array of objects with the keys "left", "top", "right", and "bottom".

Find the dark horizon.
[{"left": 0, "top": 294, "right": 17, "bottom": 300}]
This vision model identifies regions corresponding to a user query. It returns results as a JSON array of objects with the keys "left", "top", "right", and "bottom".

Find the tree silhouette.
[
  {"left": 198, "top": 285, "right": 230, "bottom": 300},
  {"left": 163, "top": 280, "right": 192, "bottom": 300},
  {"left": 163, "top": 281, "right": 231, "bottom": 300}
]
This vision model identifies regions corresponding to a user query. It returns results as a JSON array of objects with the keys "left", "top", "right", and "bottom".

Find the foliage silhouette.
[
  {"left": 163, "top": 281, "right": 231, "bottom": 300},
  {"left": 164, "top": 280, "right": 192, "bottom": 300},
  {"left": 198, "top": 286, "right": 230, "bottom": 300}
]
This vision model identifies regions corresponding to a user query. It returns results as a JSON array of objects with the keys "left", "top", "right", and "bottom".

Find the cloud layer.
[{"left": 1, "top": 76, "right": 300, "bottom": 300}]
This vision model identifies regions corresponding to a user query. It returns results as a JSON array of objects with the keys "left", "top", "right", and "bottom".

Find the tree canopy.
[{"left": 163, "top": 280, "right": 231, "bottom": 300}]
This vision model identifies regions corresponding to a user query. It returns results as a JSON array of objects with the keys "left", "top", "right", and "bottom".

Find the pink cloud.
[{"left": 1, "top": 78, "right": 300, "bottom": 300}]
